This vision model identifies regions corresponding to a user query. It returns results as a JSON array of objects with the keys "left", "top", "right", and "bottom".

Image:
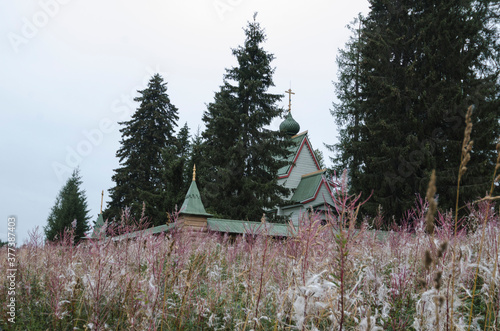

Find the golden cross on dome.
[{"left": 285, "top": 88, "right": 295, "bottom": 112}]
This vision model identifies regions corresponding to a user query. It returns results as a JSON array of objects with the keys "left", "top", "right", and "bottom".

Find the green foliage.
[
  {"left": 382, "top": 283, "right": 417, "bottom": 330},
  {"left": 105, "top": 74, "right": 180, "bottom": 226},
  {"left": 327, "top": 14, "right": 364, "bottom": 204},
  {"left": 44, "top": 168, "right": 90, "bottom": 242},
  {"left": 314, "top": 148, "right": 325, "bottom": 169},
  {"left": 459, "top": 275, "right": 492, "bottom": 330},
  {"left": 200, "top": 15, "right": 292, "bottom": 221},
  {"left": 163, "top": 122, "right": 192, "bottom": 211},
  {"left": 187, "top": 127, "right": 203, "bottom": 171},
  {"left": 330, "top": 0, "right": 500, "bottom": 219}
]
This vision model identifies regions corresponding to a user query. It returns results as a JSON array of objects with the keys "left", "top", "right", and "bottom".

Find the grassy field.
[
  {"left": 2, "top": 108, "right": 498, "bottom": 330},
  {"left": 0, "top": 194, "right": 499, "bottom": 330}
]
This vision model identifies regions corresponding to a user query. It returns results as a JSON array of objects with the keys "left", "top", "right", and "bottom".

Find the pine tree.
[
  {"left": 187, "top": 127, "right": 204, "bottom": 180},
  {"left": 327, "top": 15, "right": 365, "bottom": 196},
  {"left": 331, "top": 0, "right": 500, "bottom": 219},
  {"left": 201, "top": 14, "right": 291, "bottom": 221},
  {"left": 186, "top": 127, "right": 210, "bottom": 201},
  {"left": 314, "top": 149, "right": 326, "bottom": 169},
  {"left": 45, "top": 168, "right": 91, "bottom": 242},
  {"left": 411, "top": 0, "right": 500, "bottom": 212},
  {"left": 163, "top": 122, "right": 191, "bottom": 211},
  {"left": 355, "top": 0, "right": 427, "bottom": 217},
  {"left": 176, "top": 122, "right": 192, "bottom": 194},
  {"left": 105, "top": 74, "right": 179, "bottom": 226}
]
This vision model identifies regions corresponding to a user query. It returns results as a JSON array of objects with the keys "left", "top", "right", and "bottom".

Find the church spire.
[{"left": 179, "top": 165, "right": 212, "bottom": 217}]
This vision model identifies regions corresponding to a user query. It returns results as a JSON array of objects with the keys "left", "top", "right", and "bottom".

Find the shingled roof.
[
  {"left": 179, "top": 178, "right": 212, "bottom": 217},
  {"left": 291, "top": 169, "right": 330, "bottom": 203},
  {"left": 207, "top": 219, "right": 295, "bottom": 237}
]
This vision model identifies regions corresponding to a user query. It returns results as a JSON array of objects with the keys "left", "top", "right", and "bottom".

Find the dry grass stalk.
[
  {"left": 437, "top": 241, "right": 448, "bottom": 259},
  {"left": 455, "top": 105, "right": 474, "bottom": 217},
  {"left": 485, "top": 226, "right": 500, "bottom": 328},
  {"left": 473, "top": 195, "right": 500, "bottom": 203},
  {"left": 434, "top": 295, "right": 444, "bottom": 328},
  {"left": 366, "top": 307, "right": 371, "bottom": 331},
  {"left": 424, "top": 250, "right": 433, "bottom": 271},
  {"left": 470, "top": 136, "right": 500, "bottom": 329},
  {"left": 460, "top": 106, "right": 474, "bottom": 176},
  {"left": 423, "top": 168, "right": 440, "bottom": 328},
  {"left": 450, "top": 105, "right": 474, "bottom": 330},
  {"left": 484, "top": 139, "right": 500, "bottom": 327},
  {"left": 425, "top": 169, "right": 437, "bottom": 236},
  {"left": 422, "top": 230, "right": 447, "bottom": 330},
  {"left": 434, "top": 271, "right": 442, "bottom": 291}
]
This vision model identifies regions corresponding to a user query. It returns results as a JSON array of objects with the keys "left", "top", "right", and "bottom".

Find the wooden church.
[
  {"left": 273, "top": 89, "right": 335, "bottom": 225},
  {"left": 90, "top": 89, "right": 335, "bottom": 239}
]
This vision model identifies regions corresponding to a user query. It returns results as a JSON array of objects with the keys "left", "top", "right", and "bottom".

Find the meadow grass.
[
  {"left": 1, "top": 106, "right": 499, "bottom": 330},
  {"left": 0, "top": 191, "right": 498, "bottom": 330}
]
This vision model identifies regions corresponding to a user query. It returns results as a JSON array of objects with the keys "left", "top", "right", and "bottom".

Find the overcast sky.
[{"left": 1, "top": 0, "right": 370, "bottom": 244}]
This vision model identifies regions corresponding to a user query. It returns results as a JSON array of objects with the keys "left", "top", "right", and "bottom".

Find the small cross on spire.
[{"left": 285, "top": 88, "right": 295, "bottom": 112}]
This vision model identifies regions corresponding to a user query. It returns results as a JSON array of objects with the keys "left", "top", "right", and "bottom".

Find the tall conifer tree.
[
  {"left": 187, "top": 127, "right": 204, "bottom": 181},
  {"left": 331, "top": 0, "right": 500, "bottom": 219},
  {"left": 327, "top": 15, "right": 365, "bottom": 191},
  {"left": 201, "top": 14, "right": 291, "bottom": 221},
  {"left": 45, "top": 168, "right": 91, "bottom": 242},
  {"left": 105, "top": 74, "right": 179, "bottom": 225},
  {"left": 163, "top": 122, "right": 191, "bottom": 212}
]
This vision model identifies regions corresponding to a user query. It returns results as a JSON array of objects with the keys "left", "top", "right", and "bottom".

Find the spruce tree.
[
  {"left": 45, "top": 168, "right": 91, "bottom": 242},
  {"left": 201, "top": 15, "right": 291, "bottom": 221},
  {"left": 411, "top": 0, "right": 500, "bottom": 212},
  {"left": 105, "top": 74, "right": 179, "bottom": 226},
  {"left": 354, "top": 1, "right": 427, "bottom": 217},
  {"left": 331, "top": 0, "right": 500, "bottom": 219},
  {"left": 186, "top": 127, "right": 210, "bottom": 201},
  {"left": 327, "top": 15, "right": 365, "bottom": 193},
  {"left": 314, "top": 149, "right": 326, "bottom": 169},
  {"left": 163, "top": 122, "right": 191, "bottom": 211},
  {"left": 176, "top": 122, "right": 192, "bottom": 194},
  {"left": 187, "top": 127, "right": 204, "bottom": 180}
]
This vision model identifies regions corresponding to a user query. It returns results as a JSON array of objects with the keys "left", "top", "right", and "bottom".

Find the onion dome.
[{"left": 279, "top": 112, "right": 300, "bottom": 136}]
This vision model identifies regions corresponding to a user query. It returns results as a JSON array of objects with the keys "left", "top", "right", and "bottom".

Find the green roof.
[
  {"left": 207, "top": 219, "right": 295, "bottom": 237},
  {"left": 91, "top": 213, "right": 106, "bottom": 238},
  {"left": 291, "top": 169, "right": 326, "bottom": 203},
  {"left": 112, "top": 223, "right": 175, "bottom": 241},
  {"left": 277, "top": 131, "right": 307, "bottom": 176},
  {"left": 180, "top": 180, "right": 212, "bottom": 217},
  {"left": 281, "top": 201, "right": 332, "bottom": 210}
]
